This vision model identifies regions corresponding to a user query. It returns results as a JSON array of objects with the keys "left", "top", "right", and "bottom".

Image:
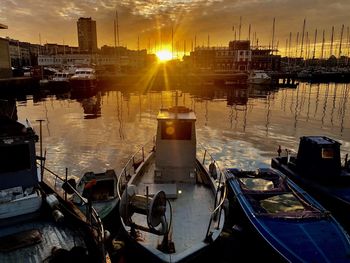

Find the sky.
[{"left": 1, "top": 0, "right": 350, "bottom": 54}]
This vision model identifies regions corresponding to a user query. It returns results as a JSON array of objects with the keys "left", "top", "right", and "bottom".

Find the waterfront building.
[
  {"left": 228, "top": 40, "right": 251, "bottom": 71},
  {"left": 77, "top": 17, "right": 98, "bottom": 53},
  {"left": 0, "top": 24, "right": 11, "bottom": 78},
  {"left": 38, "top": 48, "right": 155, "bottom": 73},
  {"left": 8, "top": 39, "right": 32, "bottom": 67},
  {"left": 189, "top": 40, "right": 251, "bottom": 72},
  {"left": 251, "top": 48, "right": 281, "bottom": 71},
  {"left": 42, "top": 43, "right": 79, "bottom": 56}
]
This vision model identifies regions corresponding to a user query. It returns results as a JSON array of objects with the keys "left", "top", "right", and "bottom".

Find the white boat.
[
  {"left": 48, "top": 71, "right": 73, "bottom": 91},
  {"left": 51, "top": 71, "right": 73, "bottom": 83},
  {"left": 117, "top": 103, "right": 227, "bottom": 263},
  {"left": 248, "top": 70, "right": 271, "bottom": 84},
  {"left": 70, "top": 67, "right": 97, "bottom": 89},
  {"left": 0, "top": 116, "right": 107, "bottom": 262}
]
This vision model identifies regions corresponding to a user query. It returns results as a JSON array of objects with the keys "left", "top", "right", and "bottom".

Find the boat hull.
[
  {"left": 118, "top": 152, "right": 226, "bottom": 263},
  {"left": 271, "top": 156, "right": 350, "bottom": 231},
  {"left": 70, "top": 78, "right": 97, "bottom": 89},
  {"left": 226, "top": 168, "right": 350, "bottom": 263}
]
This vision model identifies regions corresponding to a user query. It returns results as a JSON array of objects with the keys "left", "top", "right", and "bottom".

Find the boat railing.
[
  {"left": 117, "top": 139, "right": 155, "bottom": 199},
  {"left": 197, "top": 144, "right": 227, "bottom": 240},
  {"left": 41, "top": 165, "right": 105, "bottom": 249}
]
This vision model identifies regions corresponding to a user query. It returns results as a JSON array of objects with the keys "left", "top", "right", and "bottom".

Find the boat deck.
[
  {"left": 127, "top": 158, "right": 221, "bottom": 261},
  {"left": 0, "top": 215, "right": 86, "bottom": 262}
]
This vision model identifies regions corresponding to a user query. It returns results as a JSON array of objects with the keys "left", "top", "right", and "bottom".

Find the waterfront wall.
[{"left": 0, "top": 38, "right": 12, "bottom": 78}]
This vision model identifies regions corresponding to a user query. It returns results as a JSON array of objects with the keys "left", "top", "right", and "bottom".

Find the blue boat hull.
[
  {"left": 226, "top": 168, "right": 350, "bottom": 263},
  {"left": 272, "top": 156, "right": 350, "bottom": 231}
]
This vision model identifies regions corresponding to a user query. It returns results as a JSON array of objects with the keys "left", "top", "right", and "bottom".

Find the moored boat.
[
  {"left": 47, "top": 71, "right": 73, "bottom": 92},
  {"left": 271, "top": 136, "right": 350, "bottom": 230},
  {"left": 70, "top": 67, "right": 97, "bottom": 89},
  {"left": 247, "top": 70, "right": 271, "bottom": 85},
  {"left": 225, "top": 167, "right": 350, "bottom": 263},
  {"left": 72, "top": 169, "right": 119, "bottom": 232},
  {"left": 0, "top": 116, "right": 107, "bottom": 262},
  {"left": 116, "top": 104, "right": 227, "bottom": 263}
]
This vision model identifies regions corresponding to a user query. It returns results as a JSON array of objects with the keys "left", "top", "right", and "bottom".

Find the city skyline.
[{"left": 1, "top": 0, "right": 350, "bottom": 54}]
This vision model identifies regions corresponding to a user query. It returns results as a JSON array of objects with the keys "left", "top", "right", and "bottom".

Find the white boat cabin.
[
  {"left": 0, "top": 118, "right": 42, "bottom": 219},
  {"left": 155, "top": 106, "right": 197, "bottom": 184}
]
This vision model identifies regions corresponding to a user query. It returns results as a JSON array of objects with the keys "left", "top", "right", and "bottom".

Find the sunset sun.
[{"left": 156, "top": 50, "right": 172, "bottom": 62}]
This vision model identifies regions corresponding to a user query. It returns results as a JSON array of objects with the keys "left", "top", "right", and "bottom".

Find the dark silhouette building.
[{"left": 77, "top": 17, "right": 97, "bottom": 53}]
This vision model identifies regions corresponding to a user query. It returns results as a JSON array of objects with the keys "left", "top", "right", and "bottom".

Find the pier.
[
  {"left": 0, "top": 77, "right": 39, "bottom": 92},
  {"left": 270, "top": 72, "right": 298, "bottom": 87}
]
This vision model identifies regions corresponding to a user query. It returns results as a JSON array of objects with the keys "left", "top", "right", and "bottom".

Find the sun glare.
[{"left": 156, "top": 50, "right": 172, "bottom": 62}]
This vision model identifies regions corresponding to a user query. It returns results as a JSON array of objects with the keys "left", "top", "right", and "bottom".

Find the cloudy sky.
[{"left": 1, "top": 0, "right": 349, "bottom": 52}]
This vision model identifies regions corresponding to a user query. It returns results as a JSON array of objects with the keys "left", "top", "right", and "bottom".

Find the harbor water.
[
  {"left": 9, "top": 82, "right": 349, "bottom": 178},
  {"left": 2, "top": 81, "right": 350, "bottom": 262}
]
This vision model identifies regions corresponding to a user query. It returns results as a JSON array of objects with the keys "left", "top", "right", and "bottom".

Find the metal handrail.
[
  {"left": 117, "top": 139, "right": 155, "bottom": 199},
  {"left": 41, "top": 165, "right": 105, "bottom": 241},
  {"left": 197, "top": 144, "right": 227, "bottom": 239}
]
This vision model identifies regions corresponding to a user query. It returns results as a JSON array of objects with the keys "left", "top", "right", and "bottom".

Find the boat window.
[
  {"left": 259, "top": 193, "right": 305, "bottom": 214},
  {"left": 0, "top": 144, "right": 31, "bottom": 173},
  {"left": 239, "top": 178, "right": 275, "bottom": 191},
  {"left": 322, "top": 147, "right": 334, "bottom": 159},
  {"left": 161, "top": 121, "right": 192, "bottom": 140}
]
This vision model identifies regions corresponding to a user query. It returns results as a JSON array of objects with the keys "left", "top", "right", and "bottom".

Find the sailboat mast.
[
  {"left": 330, "top": 26, "right": 334, "bottom": 56},
  {"left": 272, "top": 17, "right": 275, "bottom": 55},
  {"left": 347, "top": 27, "right": 350, "bottom": 65},
  {"left": 313, "top": 29, "right": 317, "bottom": 59},
  {"left": 289, "top": 32, "right": 292, "bottom": 57},
  {"left": 114, "top": 19, "right": 116, "bottom": 48},
  {"left": 295, "top": 32, "right": 299, "bottom": 58},
  {"left": 116, "top": 10, "right": 120, "bottom": 46},
  {"left": 172, "top": 27, "right": 174, "bottom": 59},
  {"left": 248, "top": 24, "right": 251, "bottom": 42},
  {"left": 339, "top": 24, "right": 344, "bottom": 58},
  {"left": 300, "top": 18, "right": 306, "bottom": 58},
  {"left": 184, "top": 40, "right": 186, "bottom": 57},
  {"left": 239, "top": 16, "right": 242, "bottom": 40},
  {"left": 285, "top": 38, "right": 288, "bottom": 57},
  {"left": 321, "top": 29, "right": 325, "bottom": 60}
]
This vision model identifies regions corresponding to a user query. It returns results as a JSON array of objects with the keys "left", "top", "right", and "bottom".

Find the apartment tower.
[{"left": 77, "top": 17, "right": 97, "bottom": 53}]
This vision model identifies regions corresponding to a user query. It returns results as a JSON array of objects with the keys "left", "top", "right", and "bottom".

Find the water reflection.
[{"left": 10, "top": 82, "right": 349, "bottom": 178}]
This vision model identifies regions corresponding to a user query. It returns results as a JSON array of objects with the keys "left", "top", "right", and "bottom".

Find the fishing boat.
[
  {"left": 70, "top": 67, "right": 97, "bottom": 89},
  {"left": 72, "top": 169, "right": 119, "bottom": 231},
  {"left": 0, "top": 116, "right": 107, "bottom": 262},
  {"left": 225, "top": 167, "right": 350, "bottom": 263},
  {"left": 117, "top": 104, "right": 227, "bottom": 263},
  {"left": 271, "top": 136, "right": 350, "bottom": 230},
  {"left": 247, "top": 70, "right": 271, "bottom": 85}
]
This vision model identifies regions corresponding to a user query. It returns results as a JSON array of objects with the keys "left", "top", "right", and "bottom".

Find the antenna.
[{"left": 36, "top": 119, "right": 45, "bottom": 181}]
